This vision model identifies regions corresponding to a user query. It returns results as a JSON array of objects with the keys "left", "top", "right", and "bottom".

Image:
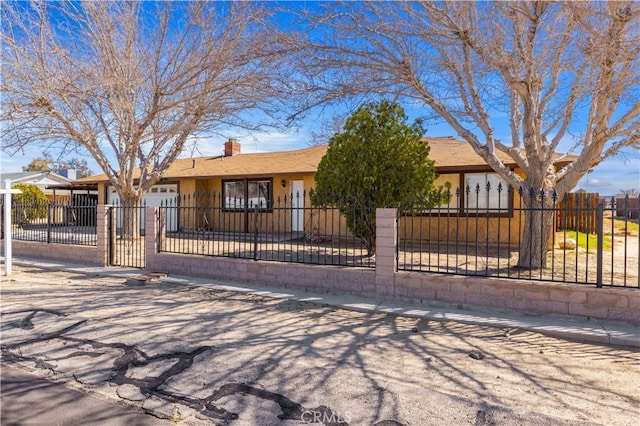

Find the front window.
[
  {"left": 224, "top": 181, "right": 245, "bottom": 208},
  {"left": 223, "top": 179, "right": 272, "bottom": 210},
  {"left": 464, "top": 173, "right": 510, "bottom": 212},
  {"left": 430, "top": 173, "right": 460, "bottom": 210}
]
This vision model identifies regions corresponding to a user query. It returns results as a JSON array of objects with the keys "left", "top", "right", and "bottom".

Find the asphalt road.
[
  {"left": 0, "top": 364, "right": 168, "bottom": 426},
  {"left": 1, "top": 265, "right": 639, "bottom": 425}
]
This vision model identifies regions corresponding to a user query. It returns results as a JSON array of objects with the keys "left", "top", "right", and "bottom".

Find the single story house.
[
  {"left": 77, "top": 137, "right": 575, "bottom": 243},
  {"left": 0, "top": 170, "right": 76, "bottom": 200}
]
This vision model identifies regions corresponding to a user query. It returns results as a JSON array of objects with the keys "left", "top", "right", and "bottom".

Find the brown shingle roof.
[
  {"left": 424, "top": 137, "right": 515, "bottom": 169},
  {"left": 77, "top": 137, "right": 575, "bottom": 183},
  {"left": 161, "top": 144, "right": 327, "bottom": 179},
  {"left": 77, "top": 145, "right": 328, "bottom": 183}
]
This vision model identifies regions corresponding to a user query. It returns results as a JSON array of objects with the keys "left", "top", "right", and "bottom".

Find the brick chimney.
[{"left": 224, "top": 138, "right": 241, "bottom": 157}]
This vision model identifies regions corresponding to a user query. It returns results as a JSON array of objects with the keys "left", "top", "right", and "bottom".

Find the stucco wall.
[
  {"left": 173, "top": 175, "right": 356, "bottom": 235},
  {"left": 10, "top": 240, "right": 103, "bottom": 265}
]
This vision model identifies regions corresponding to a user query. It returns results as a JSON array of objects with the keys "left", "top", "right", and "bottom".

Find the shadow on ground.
[{"left": 1, "top": 267, "right": 638, "bottom": 425}]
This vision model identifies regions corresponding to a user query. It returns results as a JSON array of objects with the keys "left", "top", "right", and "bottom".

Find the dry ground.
[{"left": 1, "top": 265, "right": 639, "bottom": 425}]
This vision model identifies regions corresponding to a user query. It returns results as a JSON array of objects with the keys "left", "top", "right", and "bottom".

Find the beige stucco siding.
[{"left": 175, "top": 171, "right": 527, "bottom": 244}]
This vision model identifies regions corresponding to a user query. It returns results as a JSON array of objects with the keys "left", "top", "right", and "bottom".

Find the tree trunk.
[
  {"left": 120, "top": 194, "right": 142, "bottom": 240},
  {"left": 517, "top": 192, "right": 556, "bottom": 270},
  {"left": 366, "top": 237, "right": 376, "bottom": 257}
]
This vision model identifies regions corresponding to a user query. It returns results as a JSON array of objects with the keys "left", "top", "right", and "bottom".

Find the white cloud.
[
  {"left": 179, "top": 129, "right": 311, "bottom": 159},
  {"left": 0, "top": 145, "right": 101, "bottom": 175},
  {"left": 3, "top": 119, "right": 638, "bottom": 198},
  {"left": 575, "top": 148, "right": 640, "bottom": 196}
]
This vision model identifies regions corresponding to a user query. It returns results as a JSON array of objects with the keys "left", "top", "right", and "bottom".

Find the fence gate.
[{"left": 107, "top": 205, "right": 146, "bottom": 268}]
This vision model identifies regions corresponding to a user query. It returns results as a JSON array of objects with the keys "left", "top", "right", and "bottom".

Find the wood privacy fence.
[
  {"left": 555, "top": 193, "right": 599, "bottom": 234},
  {"left": 617, "top": 197, "right": 639, "bottom": 220}
]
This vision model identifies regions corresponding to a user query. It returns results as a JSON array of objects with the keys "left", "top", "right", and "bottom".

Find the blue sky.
[
  {"left": 3, "top": 113, "right": 636, "bottom": 197},
  {"left": 1, "top": 2, "right": 638, "bottom": 197}
]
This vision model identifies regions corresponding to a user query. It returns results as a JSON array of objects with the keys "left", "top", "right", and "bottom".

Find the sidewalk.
[{"left": 7, "top": 257, "right": 640, "bottom": 348}]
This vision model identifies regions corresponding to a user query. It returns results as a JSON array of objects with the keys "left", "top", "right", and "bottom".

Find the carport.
[{"left": 106, "top": 184, "right": 178, "bottom": 233}]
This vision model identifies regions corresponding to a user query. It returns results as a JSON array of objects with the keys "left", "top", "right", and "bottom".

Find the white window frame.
[{"left": 464, "top": 172, "right": 510, "bottom": 212}]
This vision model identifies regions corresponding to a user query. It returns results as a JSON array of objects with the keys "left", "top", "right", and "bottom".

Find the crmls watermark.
[{"left": 300, "top": 410, "right": 352, "bottom": 424}]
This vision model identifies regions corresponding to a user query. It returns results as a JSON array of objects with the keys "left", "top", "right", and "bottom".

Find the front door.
[{"left": 291, "top": 180, "right": 304, "bottom": 232}]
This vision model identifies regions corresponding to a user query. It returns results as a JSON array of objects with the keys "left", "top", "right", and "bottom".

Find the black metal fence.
[
  {"left": 398, "top": 187, "right": 639, "bottom": 288},
  {"left": 2, "top": 196, "right": 97, "bottom": 246},
  {"left": 159, "top": 192, "right": 375, "bottom": 268},
  {"left": 5, "top": 186, "right": 636, "bottom": 287},
  {"left": 107, "top": 203, "right": 147, "bottom": 268}
]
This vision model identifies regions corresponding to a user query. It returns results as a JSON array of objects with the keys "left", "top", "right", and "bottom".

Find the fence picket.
[
  {"left": 6, "top": 187, "right": 637, "bottom": 288},
  {"left": 397, "top": 187, "right": 638, "bottom": 288},
  {"left": 158, "top": 190, "right": 374, "bottom": 268}
]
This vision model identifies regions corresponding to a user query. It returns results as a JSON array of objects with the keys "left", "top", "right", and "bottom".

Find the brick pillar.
[
  {"left": 145, "top": 207, "right": 162, "bottom": 271},
  {"left": 96, "top": 205, "right": 109, "bottom": 266},
  {"left": 375, "top": 208, "right": 397, "bottom": 297}
]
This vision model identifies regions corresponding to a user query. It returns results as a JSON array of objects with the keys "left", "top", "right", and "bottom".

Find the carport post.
[{"left": 2, "top": 180, "right": 22, "bottom": 276}]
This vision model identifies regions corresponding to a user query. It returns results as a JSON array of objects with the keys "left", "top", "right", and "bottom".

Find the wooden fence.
[
  {"left": 555, "top": 193, "right": 599, "bottom": 234},
  {"left": 617, "top": 197, "right": 639, "bottom": 220}
]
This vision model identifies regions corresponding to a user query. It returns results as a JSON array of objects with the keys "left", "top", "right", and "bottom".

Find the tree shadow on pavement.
[{"left": 1, "top": 268, "right": 639, "bottom": 425}]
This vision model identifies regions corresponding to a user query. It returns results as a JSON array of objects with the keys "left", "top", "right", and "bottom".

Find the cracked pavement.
[{"left": 1, "top": 265, "right": 639, "bottom": 425}]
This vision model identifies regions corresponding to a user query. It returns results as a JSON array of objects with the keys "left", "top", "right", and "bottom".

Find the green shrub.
[
  {"left": 313, "top": 101, "right": 439, "bottom": 255},
  {"left": 12, "top": 184, "right": 48, "bottom": 222}
]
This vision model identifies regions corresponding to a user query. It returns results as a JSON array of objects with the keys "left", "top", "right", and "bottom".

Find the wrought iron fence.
[
  {"left": 398, "top": 187, "right": 639, "bottom": 288},
  {"left": 107, "top": 202, "right": 147, "bottom": 268},
  {"left": 2, "top": 196, "right": 97, "bottom": 246},
  {"left": 159, "top": 191, "right": 375, "bottom": 268}
]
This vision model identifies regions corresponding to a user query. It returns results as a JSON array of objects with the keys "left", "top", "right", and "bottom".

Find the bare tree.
[
  {"left": 1, "top": 1, "right": 298, "bottom": 236},
  {"left": 300, "top": 1, "right": 640, "bottom": 269},
  {"left": 618, "top": 188, "right": 639, "bottom": 197},
  {"left": 22, "top": 153, "right": 94, "bottom": 178}
]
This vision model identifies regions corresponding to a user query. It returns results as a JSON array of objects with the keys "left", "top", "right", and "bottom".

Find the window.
[
  {"left": 224, "top": 181, "right": 245, "bottom": 208},
  {"left": 431, "top": 173, "right": 460, "bottom": 210},
  {"left": 464, "top": 173, "right": 509, "bottom": 212},
  {"left": 223, "top": 179, "right": 272, "bottom": 210}
]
